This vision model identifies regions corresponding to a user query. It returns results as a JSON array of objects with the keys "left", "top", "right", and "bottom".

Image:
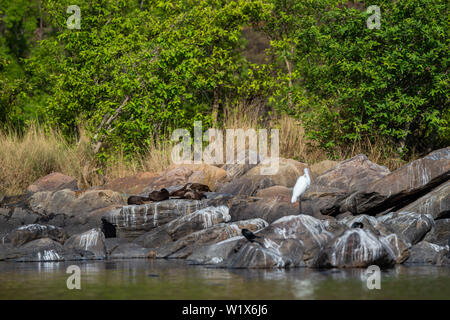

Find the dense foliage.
[{"left": 0, "top": 0, "right": 448, "bottom": 159}]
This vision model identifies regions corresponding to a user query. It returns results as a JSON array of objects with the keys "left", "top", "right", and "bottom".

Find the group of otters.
[
  {"left": 127, "top": 182, "right": 211, "bottom": 205},
  {"left": 123, "top": 182, "right": 365, "bottom": 246}
]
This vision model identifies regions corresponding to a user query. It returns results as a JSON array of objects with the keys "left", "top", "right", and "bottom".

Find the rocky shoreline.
[{"left": 0, "top": 147, "right": 449, "bottom": 268}]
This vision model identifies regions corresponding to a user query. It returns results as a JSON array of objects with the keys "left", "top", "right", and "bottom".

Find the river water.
[{"left": 0, "top": 260, "right": 449, "bottom": 299}]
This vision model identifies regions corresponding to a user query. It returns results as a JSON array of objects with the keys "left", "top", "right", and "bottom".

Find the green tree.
[
  {"left": 28, "top": 0, "right": 269, "bottom": 159},
  {"left": 262, "top": 0, "right": 449, "bottom": 154}
]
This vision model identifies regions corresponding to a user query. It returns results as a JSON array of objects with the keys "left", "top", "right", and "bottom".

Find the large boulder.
[
  {"left": 223, "top": 215, "right": 345, "bottom": 269},
  {"left": 155, "top": 218, "right": 268, "bottom": 259},
  {"left": 404, "top": 241, "right": 449, "bottom": 265},
  {"left": 245, "top": 158, "right": 308, "bottom": 188},
  {"left": 353, "top": 147, "right": 450, "bottom": 215},
  {"left": 0, "top": 207, "right": 40, "bottom": 240},
  {"left": 105, "top": 199, "right": 210, "bottom": 240},
  {"left": 314, "top": 229, "right": 396, "bottom": 268},
  {"left": 109, "top": 243, "right": 154, "bottom": 259},
  {"left": 134, "top": 206, "right": 231, "bottom": 248},
  {"left": 423, "top": 219, "right": 450, "bottom": 246},
  {"left": 301, "top": 185, "right": 349, "bottom": 217},
  {"left": 143, "top": 164, "right": 227, "bottom": 192},
  {"left": 2, "top": 224, "right": 69, "bottom": 247},
  {"left": 29, "top": 189, "right": 127, "bottom": 216},
  {"left": 397, "top": 180, "right": 449, "bottom": 219},
  {"left": 339, "top": 214, "right": 410, "bottom": 263},
  {"left": 0, "top": 238, "right": 63, "bottom": 262},
  {"left": 27, "top": 172, "right": 78, "bottom": 193},
  {"left": 102, "top": 172, "right": 159, "bottom": 194},
  {"left": 377, "top": 211, "right": 434, "bottom": 245},
  {"left": 63, "top": 228, "right": 107, "bottom": 259},
  {"left": 255, "top": 186, "right": 292, "bottom": 202},
  {"left": 217, "top": 175, "right": 275, "bottom": 196},
  {"left": 187, "top": 236, "right": 243, "bottom": 265},
  {"left": 310, "top": 160, "right": 339, "bottom": 176},
  {"left": 315, "top": 154, "right": 390, "bottom": 192},
  {"left": 0, "top": 237, "right": 98, "bottom": 262},
  {"left": 228, "top": 197, "right": 299, "bottom": 224}
]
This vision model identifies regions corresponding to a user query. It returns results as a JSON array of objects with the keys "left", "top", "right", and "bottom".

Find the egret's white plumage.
[{"left": 291, "top": 168, "right": 311, "bottom": 203}]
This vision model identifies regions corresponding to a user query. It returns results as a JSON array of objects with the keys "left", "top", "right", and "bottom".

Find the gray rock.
[
  {"left": 398, "top": 180, "right": 449, "bottom": 219},
  {"left": 404, "top": 241, "right": 449, "bottom": 265},
  {"left": 156, "top": 218, "right": 268, "bottom": 259},
  {"left": 27, "top": 172, "right": 78, "bottom": 193},
  {"left": 228, "top": 197, "right": 299, "bottom": 224},
  {"left": 423, "top": 219, "right": 450, "bottom": 246},
  {"left": 105, "top": 199, "right": 211, "bottom": 240},
  {"left": 63, "top": 228, "right": 107, "bottom": 259},
  {"left": 351, "top": 147, "right": 450, "bottom": 215},
  {"left": 315, "top": 154, "right": 390, "bottom": 192},
  {"left": 224, "top": 215, "right": 344, "bottom": 269},
  {"left": 2, "top": 224, "right": 69, "bottom": 247},
  {"left": 218, "top": 175, "right": 275, "bottom": 196},
  {"left": 29, "top": 189, "right": 126, "bottom": 216},
  {"left": 313, "top": 229, "right": 397, "bottom": 268},
  {"left": 109, "top": 243, "right": 153, "bottom": 259},
  {"left": 377, "top": 211, "right": 434, "bottom": 245}
]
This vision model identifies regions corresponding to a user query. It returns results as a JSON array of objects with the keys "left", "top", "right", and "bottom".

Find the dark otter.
[
  {"left": 148, "top": 188, "right": 170, "bottom": 201},
  {"left": 169, "top": 183, "right": 211, "bottom": 197},
  {"left": 128, "top": 188, "right": 170, "bottom": 205},
  {"left": 101, "top": 217, "right": 116, "bottom": 238},
  {"left": 351, "top": 222, "right": 364, "bottom": 229},
  {"left": 187, "top": 183, "right": 211, "bottom": 193},
  {"left": 242, "top": 229, "right": 264, "bottom": 247},
  {"left": 127, "top": 195, "right": 147, "bottom": 205},
  {"left": 183, "top": 190, "right": 206, "bottom": 200}
]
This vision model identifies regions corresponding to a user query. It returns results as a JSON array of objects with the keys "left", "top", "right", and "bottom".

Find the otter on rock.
[
  {"left": 148, "top": 188, "right": 170, "bottom": 201},
  {"left": 127, "top": 188, "right": 170, "bottom": 205},
  {"left": 127, "top": 195, "right": 147, "bottom": 205},
  {"left": 169, "top": 183, "right": 211, "bottom": 197},
  {"left": 183, "top": 190, "right": 207, "bottom": 200}
]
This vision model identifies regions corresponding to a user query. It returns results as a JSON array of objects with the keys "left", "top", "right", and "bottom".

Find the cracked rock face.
[{"left": 2, "top": 224, "right": 69, "bottom": 247}]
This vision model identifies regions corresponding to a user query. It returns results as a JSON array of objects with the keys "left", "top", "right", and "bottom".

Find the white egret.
[{"left": 291, "top": 168, "right": 311, "bottom": 214}]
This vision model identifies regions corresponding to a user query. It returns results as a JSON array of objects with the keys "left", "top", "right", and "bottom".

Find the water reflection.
[{"left": 0, "top": 260, "right": 449, "bottom": 299}]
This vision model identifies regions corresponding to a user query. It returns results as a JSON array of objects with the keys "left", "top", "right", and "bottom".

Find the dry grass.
[
  {"left": 0, "top": 123, "right": 172, "bottom": 195},
  {"left": 0, "top": 112, "right": 410, "bottom": 196}
]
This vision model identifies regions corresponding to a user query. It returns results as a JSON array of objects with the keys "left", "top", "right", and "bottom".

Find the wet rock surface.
[
  {"left": 0, "top": 147, "right": 448, "bottom": 269},
  {"left": 404, "top": 241, "right": 449, "bottom": 265},
  {"left": 2, "top": 224, "right": 69, "bottom": 246}
]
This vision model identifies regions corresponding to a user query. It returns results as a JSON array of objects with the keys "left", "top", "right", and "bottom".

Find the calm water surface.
[{"left": 0, "top": 260, "right": 449, "bottom": 299}]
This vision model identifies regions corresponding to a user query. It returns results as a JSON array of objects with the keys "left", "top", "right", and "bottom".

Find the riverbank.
[{"left": 0, "top": 147, "right": 448, "bottom": 270}]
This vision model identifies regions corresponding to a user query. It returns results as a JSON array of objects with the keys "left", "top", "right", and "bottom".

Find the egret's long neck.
[{"left": 305, "top": 169, "right": 311, "bottom": 182}]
